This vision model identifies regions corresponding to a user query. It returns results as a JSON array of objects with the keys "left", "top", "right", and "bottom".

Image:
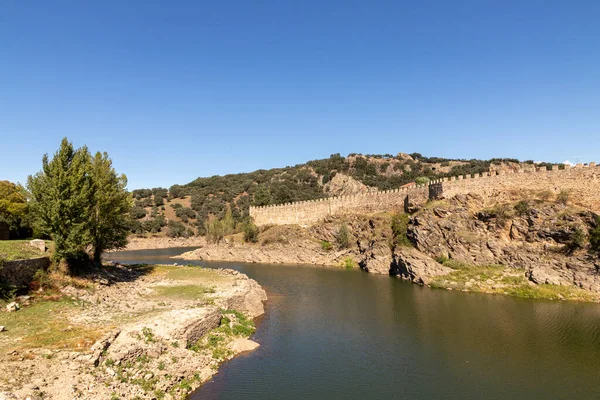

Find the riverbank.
[
  {"left": 0, "top": 263, "right": 267, "bottom": 399},
  {"left": 114, "top": 236, "right": 206, "bottom": 251}
]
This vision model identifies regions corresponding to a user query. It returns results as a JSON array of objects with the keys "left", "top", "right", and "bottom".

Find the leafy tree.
[
  {"left": 167, "top": 220, "right": 187, "bottom": 238},
  {"left": 28, "top": 138, "right": 93, "bottom": 268},
  {"left": 130, "top": 207, "right": 147, "bottom": 219},
  {"left": 0, "top": 181, "right": 30, "bottom": 238},
  {"left": 28, "top": 138, "right": 131, "bottom": 270},
  {"left": 252, "top": 185, "right": 271, "bottom": 206},
  {"left": 205, "top": 217, "right": 224, "bottom": 243},
  {"left": 88, "top": 151, "right": 132, "bottom": 264},
  {"left": 169, "top": 184, "right": 185, "bottom": 199},
  {"left": 222, "top": 206, "right": 235, "bottom": 236}
]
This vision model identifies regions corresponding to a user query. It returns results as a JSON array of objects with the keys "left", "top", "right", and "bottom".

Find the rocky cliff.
[{"left": 177, "top": 191, "right": 600, "bottom": 302}]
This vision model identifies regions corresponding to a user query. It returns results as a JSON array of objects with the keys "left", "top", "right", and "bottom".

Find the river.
[{"left": 107, "top": 248, "right": 600, "bottom": 400}]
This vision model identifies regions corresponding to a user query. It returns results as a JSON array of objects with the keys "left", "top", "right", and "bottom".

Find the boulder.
[
  {"left": 392, "top": 247, "right": 452, "bottom": 285},
  {"left": 6, "top": 302, "right": 20, "bottom": 313},
  {"left": 526, "top": 266, "right": 567, "bottom": 286},
  {"left": 29, "top": 239, "right": 46, "bottom": 253},
  {"left": 229, "top": 338, "right": 259, "bottom": 353}
]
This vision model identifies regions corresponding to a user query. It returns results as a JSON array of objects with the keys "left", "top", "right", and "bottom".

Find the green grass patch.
[
  {"left": 152, "top": 284, "right": 216, "bottom": 300},
  {"left": 152, "top": 264, "right": 227, "bottom": 283},
  {"left": 188, "top": 309, "right": 255, "bottom": 359},
  {"left": 431, "top": 260, "right": 598, "bottom": 302},
  {"left": 0, "top": 240, "right": 46, "bottom": 261}
]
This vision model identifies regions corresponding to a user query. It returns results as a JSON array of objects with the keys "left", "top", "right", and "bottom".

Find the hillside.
[{"left": 128, "top": 152, "right": 558, "bottom": 237}]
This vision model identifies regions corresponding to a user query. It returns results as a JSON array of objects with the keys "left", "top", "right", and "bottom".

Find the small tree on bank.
[
  {"left": 28, "top": 138, "right": 131, "bottom": 271},
  {"left": 88, "top": 151, "right": 132, "bottom": 264}
]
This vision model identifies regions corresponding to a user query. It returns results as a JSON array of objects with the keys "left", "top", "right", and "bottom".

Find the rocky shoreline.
[
  {"left": 172, "top": 193, "right": 600, "bottom": 302},
  {"left": 0, "top": 264, "right": 267, "bottom": 399}
]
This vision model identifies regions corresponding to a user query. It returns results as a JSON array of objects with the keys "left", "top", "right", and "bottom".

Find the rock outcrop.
[
  {"left": 408, "top": 194, "right": 600, "bottom": 293},
  {"left": 392, "top": 247, "right": 453, "bottom": 285}
]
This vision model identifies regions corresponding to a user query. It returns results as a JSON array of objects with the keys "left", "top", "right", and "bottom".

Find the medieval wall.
[{"left": 250, "top": 163, "right": 599, "bottom": 226}]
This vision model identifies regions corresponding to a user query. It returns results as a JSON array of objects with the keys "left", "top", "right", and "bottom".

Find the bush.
[
  {"left": 415, "top": 176, "right": 430, "bottom": 185},
  {"left": 336, "top": 224, "right": 350, "bottom": 249},
  {"left": 589, "top": 217, "right": 600, "bottom": 254},
  {"left": 485, "top": 204, "right": 513, "bottom": 227},
  {"left": 391, "top": 213, "right": 412, "bottom": 247},
  {"left": 130, "top": 206, "right": 147, "bottom": 219},
  {"left": 321, "top": 241, "right": 333, "bottom": 251},
  {"left": 557, "top": 190, "right": 570, "bottom": 205},
  {"left": 566, "top": 227, "right": 586, "bottom": 254},
  {"left": 167, "top": 220, "right": 187, "bottom": 238},
  {"left": 242, "top": 221, "right": 259, "bottom": 243},
  {"left": 340, "top": 257, "right": 356, "bottom": 269},
  {"left": 514, "top": 200, "right": 530, "bottom": 216}
]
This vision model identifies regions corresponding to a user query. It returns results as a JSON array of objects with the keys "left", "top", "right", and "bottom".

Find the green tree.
[
  {"left": 28, "top": 138, "right": 93, "bottom": 268},
  {"left": 28, "top": 138, "right": 131, "bottom": 270},
  {"left": 88, "top": 151, "right": 132, "bottom": 264},
  {"left": 252, "top": 185, "right": 271, "bottom": 206},
  {"left": 0, "top": 181, "right": 30, "bottom": 237},
  {"left": 205, "top": 217, "right": 224, "bottom": 243},
  {"left": 222, "top": 206, "right": 235, "bottom": 236}
]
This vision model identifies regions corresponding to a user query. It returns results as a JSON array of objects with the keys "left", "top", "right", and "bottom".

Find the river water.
[{"left": 107, "top": 248, "right": 600, "bottom": 400}]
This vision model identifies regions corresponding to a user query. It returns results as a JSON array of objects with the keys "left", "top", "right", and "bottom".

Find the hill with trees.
[{"left": 129, "top": 152, "right": 549, "bottom": 238}]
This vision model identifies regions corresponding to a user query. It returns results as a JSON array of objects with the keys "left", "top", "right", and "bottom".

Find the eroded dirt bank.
[{"left": 0, "top": 264, "right": 267, "bottom": 400}]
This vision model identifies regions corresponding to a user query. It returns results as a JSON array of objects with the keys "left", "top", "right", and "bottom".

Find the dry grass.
[{"left": 0, "top": 297, "right": 108, "bottom": 352}]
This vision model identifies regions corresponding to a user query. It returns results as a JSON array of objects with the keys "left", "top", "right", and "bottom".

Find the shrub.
[
  {"left": 340, "top": 257, "right": 356, "bottom": 269},
  {"left": 242, "top": 221, "right": 259, "bottom": 243},
  {"left": 391, "top": 213, "right": 412, "bottom": 247},
  {"left": 167, "top": 220, "right": 187, "bottom": 238},
  {"left": 566, "top": 227, "right": 586, "bottom": 254},
  {"left": 321, "top": 241, "right": 333, "bottom": 251},
  {"left": 557, "top": 190, "right": 570, "bottom": 205},
  {"left": 171, "top": 203, "right": 183, "bottom": 209},
  {"left": 514, "top": 200, "right": 530, "bottom": 216},
  {"left": 485, "top": 204, "right": 513, "bottom": 227},
  {"left": 589, "top": 217, "right": 600, "bottom": 254},
  {"left": 415, "top": 176, "right": 430, "bottom": 185},
  {"left": 130, "top": 206, "right": 147, "bottom": 219},
  {"left": 336, "top": 224, "right": 350, "bottom": 249}
]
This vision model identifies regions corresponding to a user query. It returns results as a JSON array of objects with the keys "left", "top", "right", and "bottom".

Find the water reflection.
[{"left": 108, "top": 249, "right": 600, "bottom": 400}]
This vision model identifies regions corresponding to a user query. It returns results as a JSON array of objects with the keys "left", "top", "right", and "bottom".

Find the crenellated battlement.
[{"left": 250, "top": 163, "right": 600, "bottom": 226}]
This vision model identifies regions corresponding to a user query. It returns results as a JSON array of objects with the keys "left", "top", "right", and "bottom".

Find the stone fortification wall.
[
  {"left": 0, "top": 257, "right": 50, "bottom": 287},
  {"left": 250, "top": 187, "right": 428, "bottom": 226},
  {"left": 250, "top": 163, "right": 599, "bottom": 226},
  {"left": 429, "top": 163, "right": 600, "bottom": 211}
]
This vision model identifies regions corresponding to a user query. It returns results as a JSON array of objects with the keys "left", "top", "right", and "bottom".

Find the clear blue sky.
[{"left": 1, "top": 0, "right": 599, "bottom": 190}]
